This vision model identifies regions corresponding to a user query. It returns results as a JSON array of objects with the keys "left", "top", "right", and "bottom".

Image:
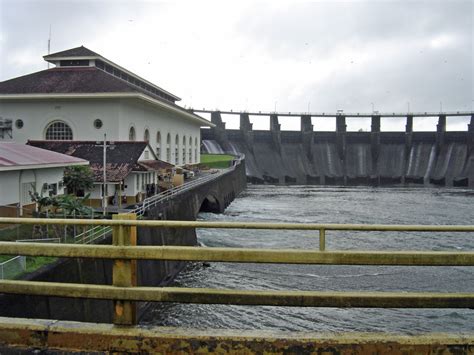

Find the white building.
[
  {"left": 0, "top": 142, "right": 88, "bottom": 216},
  {"left": 0, "top": 46, "right": 213, "bottom": 166}
]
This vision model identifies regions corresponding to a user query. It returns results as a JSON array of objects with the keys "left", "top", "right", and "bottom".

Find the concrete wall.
[{"left": 203, "top": 128, "right": 474, "bottom": 188}]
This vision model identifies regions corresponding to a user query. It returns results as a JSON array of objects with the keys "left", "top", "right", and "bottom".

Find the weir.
[{"left": 200, "top": 110, "right": 474, "bottom": 187}]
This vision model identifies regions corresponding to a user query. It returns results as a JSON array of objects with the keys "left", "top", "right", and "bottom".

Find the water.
[{"left": 141, "top": 185, "right": 474, "bottom": 334}]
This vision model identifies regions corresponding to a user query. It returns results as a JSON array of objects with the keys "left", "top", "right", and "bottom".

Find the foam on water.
[{"left": 140, "top": 185, "right": 474, "bottom": 333}]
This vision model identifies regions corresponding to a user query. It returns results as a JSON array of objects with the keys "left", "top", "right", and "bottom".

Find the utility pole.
[
  {"left": 103, "top": 134, "right": 106, "bottom": 216},
  {"left": 95, "top": 134, "right": 114, "bottom": 216}
]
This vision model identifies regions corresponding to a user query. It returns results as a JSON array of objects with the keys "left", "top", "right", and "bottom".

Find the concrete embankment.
[
  {"left": 0, "top": 159, "right": 247, "bottom": 323},
  {"left": 202, "top": 116, "right": 474, "bottom": 187}
]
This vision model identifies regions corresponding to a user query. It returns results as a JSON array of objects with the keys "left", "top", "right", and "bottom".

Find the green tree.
[{"left": 63, "top": 165, "right": 94, "bottom": 196}]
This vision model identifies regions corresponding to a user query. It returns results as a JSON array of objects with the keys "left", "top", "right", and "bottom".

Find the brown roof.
[
  {"left": 44, "top": 46, "right": 99, "bottom": 58},
  {"left": 0, "top": 67, "right": 210, "bottom": 123},
  {"left": 0, "top": 67, "right": 168, "bottom": 100},
  {"left": 27, "top": 140, "right": 149, "bottom": 182}
]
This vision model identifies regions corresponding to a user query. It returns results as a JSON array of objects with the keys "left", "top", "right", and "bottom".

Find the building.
[
  {"left": 28, "top": 140, "right": 174, "bottom": 207},
  {"left": 0, "top": 142, "right": 88, "bottom": 216},
  {"left": 0, "top": 46, "right": 213, "bottom": 165}
]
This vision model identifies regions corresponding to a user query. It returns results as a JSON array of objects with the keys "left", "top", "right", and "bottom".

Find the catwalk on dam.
[{"left": 201, "top": 110, "right": 474, "bottom": 187}]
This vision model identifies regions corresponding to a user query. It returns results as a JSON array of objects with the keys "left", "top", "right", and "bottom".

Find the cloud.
[{"left": 0, "top": 0, "right": 472, "bottom": 131}]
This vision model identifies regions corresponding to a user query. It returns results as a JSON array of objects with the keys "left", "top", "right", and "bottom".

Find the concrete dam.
[{"left": 200, "top": 110, "right": 474, "bottom": 188}]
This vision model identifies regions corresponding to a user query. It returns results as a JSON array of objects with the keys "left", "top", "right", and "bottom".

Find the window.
[
  {"left": 15, "top": 119, "right": 24, "bottom": 129},
  {"left": 144, "top": 129, "right": 150, "bottom": 142},
  {"left": 156, "top": 132, "right": 161, "bottom": 159},
  {"left": 175, "top": 134, "right": 179, "bottom": 164},
  {"left": 129, "top": 126, "right": 136, "bottom": 141},
  {"left": 45, "top": 121, "right": 73, "bottom": 140},
  {"left": 189, "top": 148, "right": 192, "bottom": 163},
  {"left": 166, "top": 133, "right": 171, "bottom": 162},
  {"left": 144, "top": 150, "right": 149, "bottom": 159},
  {"left": 93, "top": 119, "right": 103, "bottom": 129},
  {"left": 60, "top": 60, "right": 89, "bottom": 67},
  {"left": 136, "top": 175, "right": 140, "bottom": 190}
]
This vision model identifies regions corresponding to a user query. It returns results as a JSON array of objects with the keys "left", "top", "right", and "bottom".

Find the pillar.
[
  {"left": 210, "top": 111, "right": 228, "bottom": 147},
  {"left": 336, "top": 115, "right": 346, "bottom": 161},
  {"left": 301, "top": 115, "right": 313, "bottom": 159},
  {"left": 270, "top": 114, "right": 282, "bottom": 154},
  {"left": 436, "top": 114, "right": 446, "bottom": 149},
  {"left": 240, "top": 113, "right": 253, "bottom": 150},
  {"left": 371, "top": 115, "right": 381, "bottom": 178}
]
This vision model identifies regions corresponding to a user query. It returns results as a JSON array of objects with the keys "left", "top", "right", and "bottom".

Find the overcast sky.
[{"left": 0, "top": 0, "right": 472, "bottom": 131}]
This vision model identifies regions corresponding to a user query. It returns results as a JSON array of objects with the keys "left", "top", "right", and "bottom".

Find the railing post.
[
  {"left": 319, "top": 228, "right": 326, "bottom": 251},
  {"left": 112, "top": 213, "right": 137, "bottom": 325}
]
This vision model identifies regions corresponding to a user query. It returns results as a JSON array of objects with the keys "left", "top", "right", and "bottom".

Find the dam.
[{"left": 199, "top": 110, "right": 474, "bottom": 187}]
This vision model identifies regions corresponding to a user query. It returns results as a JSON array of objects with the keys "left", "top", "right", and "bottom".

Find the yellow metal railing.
[{"left": 0, "top": 215, "right": 473, "bottom": 327}]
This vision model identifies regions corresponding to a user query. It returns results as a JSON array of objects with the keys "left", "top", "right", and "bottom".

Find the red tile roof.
[
  {"left": 0, "top": 142, "right": 87, "bottom": 169},
  {"left": 27, "top": 140, "right": 169, "bottom": 182}
]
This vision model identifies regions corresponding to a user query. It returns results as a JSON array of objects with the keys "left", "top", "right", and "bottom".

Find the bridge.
[{"left": 0, "top": 217, "right": 473, "bottom": 353}]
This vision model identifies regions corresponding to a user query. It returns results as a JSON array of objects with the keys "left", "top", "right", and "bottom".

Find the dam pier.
[{"left": 199, "top": 110, "right": 474, "bottom": 187}]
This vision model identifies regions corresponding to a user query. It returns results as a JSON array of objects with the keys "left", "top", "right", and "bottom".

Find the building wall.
[
  {"left": 0, "top": 167, "right": 65, "bottom": 209},
  {"left": 0, "top": 99, "right": 120, "bottom": 144},
  {"left": 0, "top": 98, "right": 203, "bottom": 165},
  {"left": 118, "top": 99, "right": 202, "bottom": 165}
]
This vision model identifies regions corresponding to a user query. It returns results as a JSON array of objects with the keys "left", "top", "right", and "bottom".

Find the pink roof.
[{"left": 0, "top": 142, "right": 87, "bottom": 169}]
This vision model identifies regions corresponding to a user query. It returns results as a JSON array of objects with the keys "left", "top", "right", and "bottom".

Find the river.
[{"left": 141, "top": 185, "right": 474, "bottom": 334}]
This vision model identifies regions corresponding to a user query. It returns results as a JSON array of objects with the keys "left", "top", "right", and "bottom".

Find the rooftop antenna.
[{"left": 47, "top": 25, "right": 51, "bottom": 69}]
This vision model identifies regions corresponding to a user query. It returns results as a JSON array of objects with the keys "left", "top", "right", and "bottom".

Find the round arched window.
[
  {"left": 156, "top": 131, "right": 161, "bottom": 144},
  {"left": 129, "top": 126, "right": 136, "bottom": 141},
  {"left": 45, "top": 121, "right": 73, "bottom": 140},
  {"left": 144, "top": 129, "right": 150, "bottom": 142},
  {"left": 93, "top": 119, "right": 103, "bottom": 129},
  {"left": 15, "top": 119, "right": 24, "bottom": 129}
]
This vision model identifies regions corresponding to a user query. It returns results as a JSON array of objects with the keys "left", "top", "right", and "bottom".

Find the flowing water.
[{"left": 141, "top": 185, "right": 474, "bottom": 334}]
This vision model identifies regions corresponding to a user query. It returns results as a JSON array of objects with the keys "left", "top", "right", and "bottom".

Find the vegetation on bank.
[{"left": 200, "top": 154, "right": 234, "bottom": 168}]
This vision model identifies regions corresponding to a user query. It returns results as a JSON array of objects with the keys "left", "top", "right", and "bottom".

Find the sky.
[{"left": 0, "top": 0, "right": 472, "bottom": 131}]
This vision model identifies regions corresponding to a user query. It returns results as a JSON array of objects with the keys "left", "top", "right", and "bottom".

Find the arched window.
[
  {"left": 45, "top": 121, "right": 73, "bottom": 140},
  {"left": 144, "top": 128, "right": 150, "bottom": 142},
  {"left": 129, "top": 126, "right": 136, "bottom": 141},
  {"left": 175, "top": 134, "right": 179, "bottom": 165},
  {"left": 182, "top": 136, "right": 187, "bottom": 164},
  {"left": 156, "top": 132, "right": 161, "bottom": 159},
  {"left": 166, "top": 133, "right": 171, "bottom": 162}
]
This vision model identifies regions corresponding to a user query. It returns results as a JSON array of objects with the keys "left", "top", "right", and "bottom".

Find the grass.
[{"left": 200, "top": 154, "right": 234, "bottom": 168}]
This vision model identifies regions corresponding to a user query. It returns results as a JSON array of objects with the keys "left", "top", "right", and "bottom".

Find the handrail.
[
  {"left": 0, "top": 214, "right": 472, "bottom": 329},
  {"left": 1, "top": 217, "right": 472, "bottom": 231},
  {"left": 1, "top": 243, "right": 472, "bottom": 265}
]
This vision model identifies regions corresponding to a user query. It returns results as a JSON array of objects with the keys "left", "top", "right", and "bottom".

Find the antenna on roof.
[{"left": 47, "top": 25, "right": 51, "bottom": 69}]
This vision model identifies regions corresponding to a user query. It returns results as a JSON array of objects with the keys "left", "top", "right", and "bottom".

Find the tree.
[{"left": 63, "top": 165, "right": 94, "bottom": 196}]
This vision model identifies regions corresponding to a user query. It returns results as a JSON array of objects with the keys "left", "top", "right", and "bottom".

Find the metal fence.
[
  {"left": 0, "top": 255, "right": 26, "bottom": 280},
  {"left": 0, "top": 215, "right": 473, "bottom": 351}
]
